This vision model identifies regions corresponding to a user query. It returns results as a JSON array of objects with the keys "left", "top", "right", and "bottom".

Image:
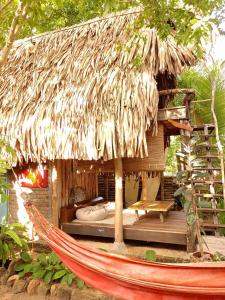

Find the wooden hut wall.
[
  {"left": 56, "top": 160, "right": 98, "bottom": 207},
  {"left": 123, "top": 124, "right": 165, "bottom": 172},
  {"left": 98, "top": 174, "right": 115, "bottom": 202}
]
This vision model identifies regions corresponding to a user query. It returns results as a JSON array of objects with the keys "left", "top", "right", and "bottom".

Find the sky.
[
  {"left": 214, "top": 20, "right": 225, "bottom": 60},
  {"left": 214, "top": 35, "right": 225, "bottom": 60}
]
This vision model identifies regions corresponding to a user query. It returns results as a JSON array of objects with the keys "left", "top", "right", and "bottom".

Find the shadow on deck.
[{"left": 62, "top": 211, "right": 187, "bottom": 247}]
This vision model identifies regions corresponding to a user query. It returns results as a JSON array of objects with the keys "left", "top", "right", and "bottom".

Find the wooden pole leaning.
[{"left": 112, "top": 158, "right": 127, "bottom": 253}]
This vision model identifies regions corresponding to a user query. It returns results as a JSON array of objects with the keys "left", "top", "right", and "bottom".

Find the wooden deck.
[{"left": 62, "top": 211, "right": 187, "bottom": 247}]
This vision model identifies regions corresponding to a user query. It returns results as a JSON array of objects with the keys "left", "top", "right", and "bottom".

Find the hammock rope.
[{"left": 25, "top": 202, "right": 225, "bottom": 300}]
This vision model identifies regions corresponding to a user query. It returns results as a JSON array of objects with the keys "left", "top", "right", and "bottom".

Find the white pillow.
[{"left": 76, "top": 204, "right": 108, "bottom": 221}]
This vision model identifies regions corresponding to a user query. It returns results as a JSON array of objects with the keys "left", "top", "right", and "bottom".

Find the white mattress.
[{"left": 72, "top": 202, "right": 139, "bottom": 226}]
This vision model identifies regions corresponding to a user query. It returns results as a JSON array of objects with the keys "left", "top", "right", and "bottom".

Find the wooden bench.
[{"left": 129, "top": 200, "right": 174, "bottom": 223}]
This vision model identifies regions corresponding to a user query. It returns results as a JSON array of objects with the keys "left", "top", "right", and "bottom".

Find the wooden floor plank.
[{"left": 62, "top": 211, "right": 187, "bottom": 246}]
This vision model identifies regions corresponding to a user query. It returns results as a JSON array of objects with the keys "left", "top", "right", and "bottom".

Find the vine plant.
[{"left": 175, "top": 137, "right": 206, "bottom": 254}]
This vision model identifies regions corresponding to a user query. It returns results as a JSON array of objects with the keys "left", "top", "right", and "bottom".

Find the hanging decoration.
[{"left": 18, "top": 165, "right": 48, "bottom": 188}]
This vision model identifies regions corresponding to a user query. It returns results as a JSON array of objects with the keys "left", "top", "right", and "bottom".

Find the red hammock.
[{"left": 26, "top": 203, "right": 225, "bottom": 300}]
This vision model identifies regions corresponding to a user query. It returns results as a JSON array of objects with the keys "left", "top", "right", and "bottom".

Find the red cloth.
[{"left": 26, "top": 204, "right": 225, "bottom": 300}]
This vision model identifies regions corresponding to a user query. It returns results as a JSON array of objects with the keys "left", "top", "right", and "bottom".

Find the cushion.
[
  {"left": 69, "top": 186, "right": 86, "bottom": 206},
  {"left": 76, "top": 204, "right": 108, "bottom": 221}
]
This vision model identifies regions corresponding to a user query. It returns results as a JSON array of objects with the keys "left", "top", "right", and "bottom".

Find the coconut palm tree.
[
  {"left": 166, "top": 63, "right": 225, "bottom": 174},
  {"left": 178, "top": 64, "right": 225, "bottom": 139}
]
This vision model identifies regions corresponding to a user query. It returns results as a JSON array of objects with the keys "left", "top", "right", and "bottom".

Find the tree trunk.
[
  {"left": 0, "top": 0, "right": 13, "bottom": 15},
  {"left": 0, "top": 0, "right": 27, "bottom": 69},
  {"left": 210, "top": 74, "right": 225, "bottom": 206}
]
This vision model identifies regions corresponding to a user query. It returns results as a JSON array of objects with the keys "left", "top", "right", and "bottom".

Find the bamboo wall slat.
[
  {"left": 123, "top": 124, "right": 165, "bottom": 172},
  {"left": 56, "top": 160, "right": 98, "bottom": 207}
]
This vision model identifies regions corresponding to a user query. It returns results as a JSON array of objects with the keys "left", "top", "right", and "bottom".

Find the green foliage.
[
  {"left": 15, "top": 251, "right": 80, "bottom": 286},
  {"left": 165, "top": 136, "right": 181, "bottom": 175},
  {"left": 136, "top": 0, "right": 224, "bottom": 57},
  {"left": 212, "top": 251, "right": 225, "bottom": 261},
  {"left": 20, "top": 251, "right": 32, "bottom": 262},
  {"left": 179, "top": 63, "right": 225, "bottom": 162},
  {"left": 174, "top": 183, "right": 194, "bottom": 221},
  {"left": 145, "top": 249, "right": 157, "bottom": 262},
  {"left": 0, "top": 0, "right": 224, "bottom": 57},
  {"left": 97, "top": 248, "right": 108, "bottom": 252},
  {"left": 0, "top": 222, "right": 29, "bottom": 266},
  {"left": 198, "top": 200, "right": 212, "bottom": 209},
  {"left": 76, "top": 278, "right": 85, "bottom": 289},
  {"left": 0, "top": 0, "right": 130, "bottom": 48},
  {"left": 0, "top": 0, "right": 42, "bottom": 47},
  {"left": 178, "top": 64, "right": 225, "bottom": 137},
  {"left": 174, "top": 142, "right": 198, "bottom": 226},
  {"left": 174, "top": 185, "right": 186, "bottom": 197},
  {"left": 0, "top": 140, "right": 16, "bottom": 205},
  {"left": 186, "top": 213, "right": 196, "bottom": 225},
  {"left": 217, "top": 199, "right": 225, "bottom": 235}
]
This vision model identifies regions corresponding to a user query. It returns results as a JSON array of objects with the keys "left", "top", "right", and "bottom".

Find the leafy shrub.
[
  {"left": 0, "top": 222, "right": 29, "bottom": 266},
  {"left": 145, "top": 250, "right": 157, "bottom": 262},
  {"left": 217, "top": 199, "right": 225, "bottom": 235},
  {"left": 16, "top": 251, "right": 81, "bottom": 286},
  {"left": 212, "top": 252, "right": 225, "bottom": 262},
  {"left": 0, "top": 141, "right": 16, "bottom": 205}
]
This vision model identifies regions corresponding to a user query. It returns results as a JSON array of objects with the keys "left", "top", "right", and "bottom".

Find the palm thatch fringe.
[{"left": 0, "top": 8, "right": 196, "bottom": 162}]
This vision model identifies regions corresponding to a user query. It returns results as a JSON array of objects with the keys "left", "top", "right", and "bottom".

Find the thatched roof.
[{"left": 0, "top": 8, "right": 195, "bottom": 162}]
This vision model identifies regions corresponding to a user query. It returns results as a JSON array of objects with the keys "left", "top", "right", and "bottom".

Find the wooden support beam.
[
  {"left": 160, "top": 173, "right": 164, "bottom": 201},
  {"left": 56, "top": 160, "right": 62, "bottom": 225},
  {"left": 114, "top": 158, "right": 123, "bottom": 243},
  {"left": 52, "top": 162, "right": 59, "bottom": 227},
  {"left": 158, "top": 88, "right": 195, "bottom": 96},
  {"left": 187, "top": 223, "right": 197, "bottom": 252},
  {"left": 168, "top": 119, "right": 193, "bottom": 131},
  {"left": 157, "top": 106, "right": 187, "bottom": 121},
  {"left": 112, "top": 158, "right": 127, "bottom": 253}
]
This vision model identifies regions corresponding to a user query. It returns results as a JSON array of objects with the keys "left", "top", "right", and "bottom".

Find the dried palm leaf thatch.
[{"left": 0, "top": 8, "right": 196, "bottom": 162}]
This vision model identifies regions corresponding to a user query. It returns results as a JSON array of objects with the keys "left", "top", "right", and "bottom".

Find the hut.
[{"left": 0, "top": 8, "right": 196, "bottom": 251}]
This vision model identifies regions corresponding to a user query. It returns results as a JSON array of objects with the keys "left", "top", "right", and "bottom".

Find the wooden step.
[
  {"left": 192, "top": 180, "right": 222, "bottom": 184},
  {"left": 192, "top": 124, "right": 215, "bottom": 131},
  {"left": 197, "top": 208, "right": 225, "bottom": 213},
  {"left": 192, "top": 155, "right": 222, "bottom": 159},
  {"left": 192, "top": 167, "right": 221, "bottom": 171},
  {"left": 194, "top": 193, "right": 223, "bottom": 198},
  {"left": 191, "top": 134, "right": 216, "bottom": 138},
  {"left": 192, "top": 176, "right": 222, "bottom": 182},
  {"left": 202, "top": 223, "right": 225, "bottom": 229},
  {"left": 194, "top": 144, "right": 218, "bottom": 149}
]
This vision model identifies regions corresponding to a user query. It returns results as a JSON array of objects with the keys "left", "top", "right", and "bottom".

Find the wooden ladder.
[{"left": 191, "top": 124, "right": 225, "bottom": 235}]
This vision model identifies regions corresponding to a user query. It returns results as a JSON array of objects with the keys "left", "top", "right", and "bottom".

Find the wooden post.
[
  {"left": 52, "top": 162, "right": 59, "bottom": 227},
  {"left": 160, "top": 173, "right": 165, "bottom": 201},
  {"left": 141, "top": 172, "right": 148, "bottom": 202},
  {"left": 112, "top": 158, "right": 127, "bottom": 253},
  {"left": 56, "top": 160, "right": 62, "bottom": 223},
  {"left": 186, "top": 223, "right": 197, "bottom": 252}
]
